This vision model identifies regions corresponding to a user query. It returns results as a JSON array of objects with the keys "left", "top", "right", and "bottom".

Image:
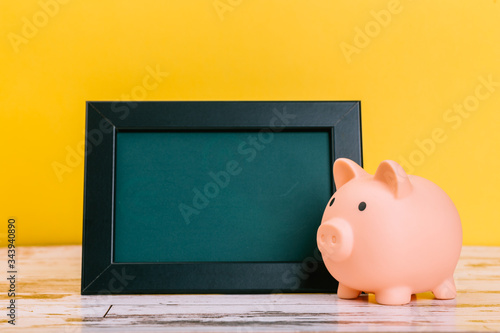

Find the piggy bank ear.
[
  {"left": 374, "top": 160, "right": 412, "bottom": 198},
  {"left": 333, "top": 158, "right": 368, "bottom": 189}
]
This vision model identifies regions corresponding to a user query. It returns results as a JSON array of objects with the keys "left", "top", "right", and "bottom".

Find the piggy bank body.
[{"left": 317, "top": 159, "right": 462, "bottom": 305}]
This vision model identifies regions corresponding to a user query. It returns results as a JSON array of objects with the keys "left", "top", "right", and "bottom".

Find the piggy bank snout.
[{"left": 317, "top": 219, "right": 354, "bottom": 262}]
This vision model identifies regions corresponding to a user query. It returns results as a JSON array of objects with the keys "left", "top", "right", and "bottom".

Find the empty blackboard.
[
  {"left": 82, "top": 101, "right": 362, "bottom": 294},
  {"left": 114, "top": 131, "right": 331, "bottom": 263}
]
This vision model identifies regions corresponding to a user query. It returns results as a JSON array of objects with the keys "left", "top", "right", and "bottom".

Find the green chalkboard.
[
  {"left": 82, "top": 101, "right": 361, "bottom": 294},
  {"left": 114, "top": 131, "right": 332, "bottom": 263}
]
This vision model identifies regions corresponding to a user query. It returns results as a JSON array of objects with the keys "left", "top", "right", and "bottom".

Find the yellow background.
[{"left": 1, "top": 1, "right": 499, "bottom": 246}]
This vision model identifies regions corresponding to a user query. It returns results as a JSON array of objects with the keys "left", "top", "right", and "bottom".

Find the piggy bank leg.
[
  {"left": 375, "top": 286, "right": 412, "bottom": 305},
  {"left": 432, "top": 276, "right": 456, "bottom": 300},
  {"left": 337, "top": 284, "right": 361, "bottom": 299}
]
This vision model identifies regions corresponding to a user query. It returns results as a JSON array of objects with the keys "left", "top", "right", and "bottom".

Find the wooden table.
[{"left": 0, "top": 245, "right": 499, "bottom": 332}]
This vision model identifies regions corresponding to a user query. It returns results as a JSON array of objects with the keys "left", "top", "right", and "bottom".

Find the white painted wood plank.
[
  {"left": 101, "top": 292, "right": 500, "bottom": 332},
  {"left": 0, "top": 245, "right": 499, "bottom": 332}
]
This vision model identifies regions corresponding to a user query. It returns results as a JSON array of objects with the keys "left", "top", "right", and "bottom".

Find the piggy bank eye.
[
  {"left": 329, "top": 197, "right": 335, "bottom": 206},
  {"left": 358, "top": 202, "right": 366, "bottom": 211}
]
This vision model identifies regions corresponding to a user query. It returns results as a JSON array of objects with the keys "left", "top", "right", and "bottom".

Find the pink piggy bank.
[{"left": 317, "top": 158, "right": 462, "bottom": 305}]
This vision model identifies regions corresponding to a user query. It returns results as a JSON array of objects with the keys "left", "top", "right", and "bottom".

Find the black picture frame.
[{"left": 82, "top": 101, "right": 362, "bottom": 295}]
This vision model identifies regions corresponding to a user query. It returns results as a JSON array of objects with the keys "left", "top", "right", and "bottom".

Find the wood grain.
[{"left": 0, "top": 245, "right": 499, "bottom": 332}]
